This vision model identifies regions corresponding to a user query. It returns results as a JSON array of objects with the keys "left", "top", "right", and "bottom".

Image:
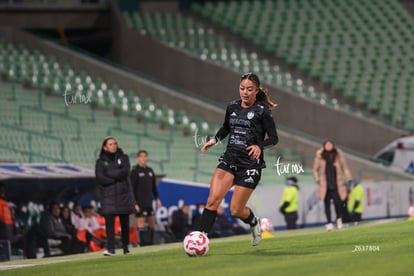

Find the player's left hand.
[{"left": 247, "top": 145, "right": 261, "bottom": 159}]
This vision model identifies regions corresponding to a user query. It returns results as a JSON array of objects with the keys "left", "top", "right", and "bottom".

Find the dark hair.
[
  {"left": 99, "top": 136, "right": 124, "bottom": 157},
  {"left": 137, "top": 150, "right": 148, "bottom": 157},
  {"left": 48, "top": 201, "right": 61, "bottom": 212},
  {"left": 322, "top": 140, "right": 338, "bottom": 163},
  {"left": 287, "top": 176, "right": 298, "bottom": 183},
  {"left": 240, "top": 73, "right": 277, "bottom": 109},
  {"left": 82, "top": 204, "right": 94, "bottom": 212}
]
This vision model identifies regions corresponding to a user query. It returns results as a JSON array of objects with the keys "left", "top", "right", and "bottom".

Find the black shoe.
[{"left": 123, "top": 248, "right": 130, "bottom": 255}]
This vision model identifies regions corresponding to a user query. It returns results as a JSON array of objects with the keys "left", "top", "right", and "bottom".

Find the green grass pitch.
[{"left": 1, "top": 220, "right": 413, "bottom": 276}]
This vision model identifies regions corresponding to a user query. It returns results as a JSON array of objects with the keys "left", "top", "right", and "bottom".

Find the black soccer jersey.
[
  {"left": 215, "top": 100, "right": 278, "bottom": 168},
  {"left": 130, "top": 165, "right": 159, "bottom": 208}
]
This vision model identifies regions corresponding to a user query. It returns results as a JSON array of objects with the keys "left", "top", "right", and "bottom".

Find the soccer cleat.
[
  {"left": 103, "top": 250, "right": 116, "bottom": 257},
  {"left": 336, "top": 218, "right": 343, "bottom": 229},
  {"left": 250, "top": 217, "right": 262, "bottom": 246},
  {"left": 123, "top": 248, "right": 130, "bottom": 255},
  {"left": 325, "top": 223, "right": 334, "bottom": 232}
]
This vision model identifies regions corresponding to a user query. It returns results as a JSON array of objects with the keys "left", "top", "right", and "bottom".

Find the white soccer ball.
[
  {"left": 260, "top": 218, "right": 273, "bottom": 232},
  {"left": 183, "top": 231, "right": 210, "bottom": 257}
]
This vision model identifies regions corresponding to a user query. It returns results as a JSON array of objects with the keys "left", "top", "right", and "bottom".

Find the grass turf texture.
[{"left": 1, "top": 220, "right": 413, "bottom": 275}]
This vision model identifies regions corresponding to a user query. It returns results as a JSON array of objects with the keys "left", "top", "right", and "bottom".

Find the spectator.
[
  {"left": 9, "top": 202, "right": 25, "bottom": 251},
  {"left": 279, "top": 176, "right": 300, "bottom": 230},
  {"left": 95, "top": 136, "right": 135, "bottom": 256},
  {"left": 38, "top": 202, "right": 75, "bottom": 256},
  {"left": 70, "top": 203, "right": 83, "bottom": 230},
  {"left": 211, "top": 207, "right": 247, "bottom": 238},
  {"left": 191, "top": 202, "right": 205, "bottom": 230},
  {"left": 130, "top": 150, "right": 162, "bottom": 246},
  {"left": 313, "top": 139, "right": 352, "bottom": 231},
  {"left": 347, "top": 177, "right": 364, "bottom": 223},
  {"left": 78, "top": 205, "right": 106, "bottom": 252},
  {"left": 170, "top": 205, "right": 190, "bottom": 241},
  {"left": 61, "top": 206, "right": 86, "bottom": 253},
  {"left": 0, "top": 182, "right": 13, "bottom": 243}
]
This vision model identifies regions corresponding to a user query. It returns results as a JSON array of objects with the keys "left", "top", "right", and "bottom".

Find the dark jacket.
[
  {"left": 130, "top": 165, "right": 159, "bottom": 208},
  {"left": 38, "top": 211, "right": 68, "bottom": 239},
  {"left": 95, "top": 149, "right": 135, "bottom": 215}
]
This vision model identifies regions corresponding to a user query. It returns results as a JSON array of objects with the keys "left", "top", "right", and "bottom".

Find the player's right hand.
[{"left": 201, "top": 138, "right": 216, "bottom": 155}]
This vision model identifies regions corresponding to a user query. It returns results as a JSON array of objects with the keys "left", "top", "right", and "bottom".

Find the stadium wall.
[{"left": 156, "top": 179, "right": 414, "bottom": 229}]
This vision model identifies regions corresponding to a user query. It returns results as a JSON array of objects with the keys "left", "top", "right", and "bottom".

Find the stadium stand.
[
  {"left": 1, "top": 38, "right": 316, "bottom": 184},
  {"left": 1, "top": 1, "right": 412, "bottom": 184},
  {"left": 191, "top": 0, "right": 414, "bottom": 131},
  {"left": 124, "top": 10, "right": 343, "bottom": 113}
]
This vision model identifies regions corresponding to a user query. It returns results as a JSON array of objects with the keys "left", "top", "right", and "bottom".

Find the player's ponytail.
[{"left": 257, "top": 87, "right": 277, "bottom": 109}]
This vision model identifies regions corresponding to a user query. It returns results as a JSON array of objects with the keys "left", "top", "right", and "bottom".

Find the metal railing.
[
  {"left": 0, "top": 123, "right": 65, "bottom": 162},
  {"left": 18, "top": 105, "right": 81, "bottom": 140}
]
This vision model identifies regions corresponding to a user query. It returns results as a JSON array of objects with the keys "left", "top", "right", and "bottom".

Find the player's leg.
[
  {"left": 137, "top": 214, "right": 148, "bottom": 246},
  {"left": 137, "top": 216, "right": 145, "bottom": 229},
  {"left": 197, "top": 168, "right": 234, "bottom": 234},
  {"left": 147, "top": 215, "right": 156, "bottom": 245},
  {"left": 230, "top": 185, "right": 261, "bottom": 245},
  {"left": 231, "top": 167, "right": 262, "bottom": 245}
]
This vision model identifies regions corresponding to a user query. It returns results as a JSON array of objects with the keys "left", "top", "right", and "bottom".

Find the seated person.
[
  {"left": 170, "top": 205, "right": 190, "bottom": 241},
  {"left": 70, "top": 203, "right": 84, "bottom": 230},
  {"left": 210, "top": 207, "right": 247, "bottom": 238},
  {"left": 38, "top": 202, "right": 75, "bottom": 256},
  {"left": 191, "top": 202, "right": 205, "bottom": 231},
  {"left": 61, "top": 206, "right": 85, "bottom": 253},
  {"left": 78, "top": 205, "right": 106, "bottom": 252}
]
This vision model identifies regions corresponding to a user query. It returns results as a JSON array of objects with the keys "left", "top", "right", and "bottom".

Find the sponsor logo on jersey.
[
  {"left": 139, "top": 172, "right": 145, "bottom": 177},
  {"left": 247, "top": 111, "right": 254, "bottom": 119},
  {"left": 231, "top": 112, "right": 237, "bottom": 116}
]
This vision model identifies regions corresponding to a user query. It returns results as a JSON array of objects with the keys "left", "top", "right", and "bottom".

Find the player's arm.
[
  {"left": 151, "top": 169, "right": 162, "bottom": 207},
  {"left": 258, "top": 108, "right": 279, "bottom": 148},
  {"left": 202, "top": 105, "right": 230, "bottom": 154}
]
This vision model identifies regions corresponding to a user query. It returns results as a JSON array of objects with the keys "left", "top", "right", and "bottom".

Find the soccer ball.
[
  {"left": 260, "top": 218, "right": 273, "bottom": 232},
  {"left": 183, "top": 231, "right": 210, "bottom": 257}
]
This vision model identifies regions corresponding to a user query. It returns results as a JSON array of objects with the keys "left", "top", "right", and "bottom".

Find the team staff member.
[
  {"left": 279, "top": 176, "right": 299, "bottom": 230},
  {"left": 198, "top": 73, "right": 279, "bottom": 246},
  {"left": 347, "top": 177, "right": 364, "bottom": 223},
  {"left": 95, "top": 136, "right": 135, "bottom": 256},
  {"left": 130, "top": 150, "right": 162, "bottom": 246}
]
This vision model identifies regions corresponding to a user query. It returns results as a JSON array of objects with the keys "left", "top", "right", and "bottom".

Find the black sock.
[
  {"left": 197, "top": 208, "right": 217, "bottom": 234},
  {"left": 149, "top": 229, "right": 154, "bottom": 245},
  {"left": 241, "top": 209, "right": 257, "bottom": 227}
]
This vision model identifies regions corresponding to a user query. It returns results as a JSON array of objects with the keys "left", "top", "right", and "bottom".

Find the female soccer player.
[{"left": 197, "top": 73, "right": 278, "bottom": 246}]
